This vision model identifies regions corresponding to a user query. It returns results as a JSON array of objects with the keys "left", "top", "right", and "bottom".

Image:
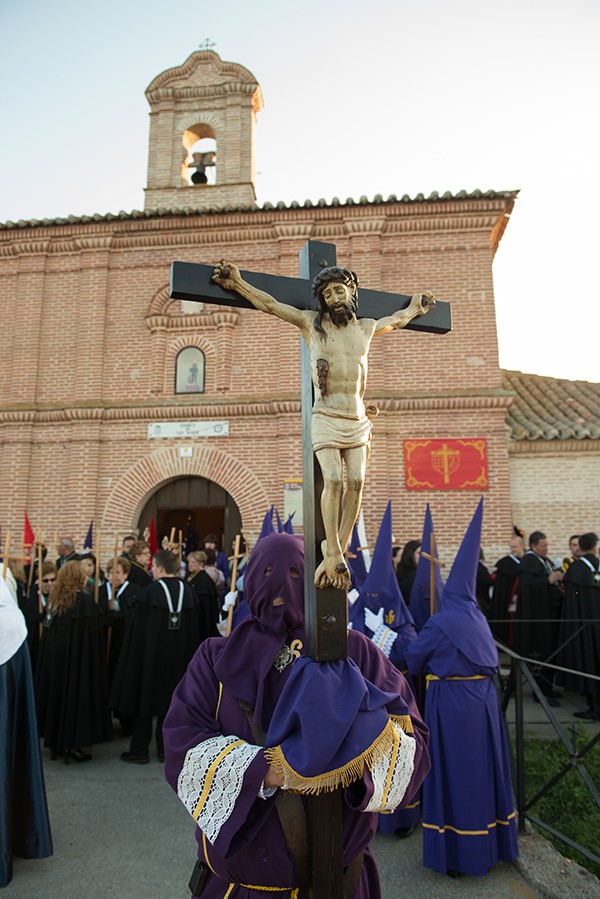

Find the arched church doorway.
[{"left": 137, "top": 476, "right": 242, "bottom": 557}]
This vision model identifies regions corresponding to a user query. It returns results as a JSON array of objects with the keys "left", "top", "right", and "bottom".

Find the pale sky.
[{"left": 1, "top": 0, "right": 598, "bottom": 382}]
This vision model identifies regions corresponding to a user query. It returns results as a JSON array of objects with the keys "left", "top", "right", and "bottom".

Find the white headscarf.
[{"left": 0, "top": 570, "right": 27, "bottom": 665}]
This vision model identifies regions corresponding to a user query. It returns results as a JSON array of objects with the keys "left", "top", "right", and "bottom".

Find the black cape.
[
  {"left": 109, "top": 577, "right": 208, "bottom": 719},
  {"left": 556, "top": 555, "right": 600, "bottom": 694},
  {"left": 489, "top": 555, "right": 521, "bottom": 645},
  {"left": 514, "top": 551, "right": 562, "bottom": 692},
  {"left": 19, "top": 586, "right": 48, "bottom": 672},
  {"left": 0, "top": 639, "right": 53, "bottom": 887},
  {"left": 127, "top": 560, "right": 152, "bottom": 589},
  {"left": 187, "top": 569, "right": 220, "bottom": 637},
  {"left": 98, "top": 580, "right": 140, "bottom": 689},
  {"left": 397, "top": 568, "right": 416, "bottom": 605},
  {"left": 35, "top": 592, "right": 112, "bottom": 752},
  {"left": 476, "top": 561, "right": 494, "bottom": 616}
]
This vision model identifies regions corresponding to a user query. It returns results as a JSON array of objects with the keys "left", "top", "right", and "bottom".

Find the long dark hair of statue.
[{"left": 312, "top": 266, "right": 359, "bottom": 341}]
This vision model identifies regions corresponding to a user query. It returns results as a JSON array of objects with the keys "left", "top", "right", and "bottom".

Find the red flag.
[
  {"left": 148, "top": 516, "right": 159, "bottom": 555},
  {"left": 24, "top": 512, "right": 35, "bottom": 553}
]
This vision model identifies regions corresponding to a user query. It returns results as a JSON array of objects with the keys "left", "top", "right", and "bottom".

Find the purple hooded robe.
[{"left": 163, "top": 533, "right": 429, "bottom": 898}]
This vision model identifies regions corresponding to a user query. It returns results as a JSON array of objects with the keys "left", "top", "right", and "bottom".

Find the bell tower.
[{"left": 144, "top": 50, "right": 263, "bottom": 212}]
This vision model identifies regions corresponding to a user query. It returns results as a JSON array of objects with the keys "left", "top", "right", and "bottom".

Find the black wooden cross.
[
  {"left": 170, "top": 240, "right": 451, "bottom": 657},
  {"left": 170, "top": 240, "right": 451, "bottom": 898}
]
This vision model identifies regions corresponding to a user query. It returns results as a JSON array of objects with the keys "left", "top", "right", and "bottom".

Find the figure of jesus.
[{"left": 213, "top": 261, "right": 435, "bottom": 591}]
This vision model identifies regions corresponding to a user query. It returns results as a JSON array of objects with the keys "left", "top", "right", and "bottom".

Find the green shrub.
[{"left": 519, "top": 727, "right": 600, "bottom": 876}]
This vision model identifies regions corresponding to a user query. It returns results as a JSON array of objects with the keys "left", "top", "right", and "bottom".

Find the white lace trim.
[
  {"left": 177, "top": 734, "right": 262, "bottom": 844},
  {"left": 372, "top": 623, "right": 397, "bottom": 659},
  {"left": 364, "top": 720, "right": 416, "bottom": 812}
]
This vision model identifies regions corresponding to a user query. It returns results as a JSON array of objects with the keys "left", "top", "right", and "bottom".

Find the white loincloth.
[{"left": 311, "top": 409, "right": 372, "bottom": 453}]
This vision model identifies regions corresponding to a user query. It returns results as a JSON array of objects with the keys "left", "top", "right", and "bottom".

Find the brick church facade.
[{"left": 1, "top": 51, "right": 598, "bottom": 564}]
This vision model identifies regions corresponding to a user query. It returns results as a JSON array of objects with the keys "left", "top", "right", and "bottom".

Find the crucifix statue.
[
  {"left": 211, "top": 260, "right": 436, "bottom": 590},
  {"left": 170, "top": 241, "right": 451, "bottom": 897},
  {"left": 171, "top": 244, "right": 450, "bottom": 595}
]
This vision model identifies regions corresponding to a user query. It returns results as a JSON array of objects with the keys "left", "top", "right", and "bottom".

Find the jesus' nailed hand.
[{"left": 212, "top": 260, "right": 436, "bottom": 591}]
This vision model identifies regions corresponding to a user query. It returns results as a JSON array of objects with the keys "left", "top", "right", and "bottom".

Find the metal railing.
[{"left": 497, "top": 635, "right": 600, "bottom": 867}]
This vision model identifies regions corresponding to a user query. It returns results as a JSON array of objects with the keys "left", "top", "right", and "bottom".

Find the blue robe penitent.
[{"left": 406, "top": 499, "right": 518, "bottom": 876}]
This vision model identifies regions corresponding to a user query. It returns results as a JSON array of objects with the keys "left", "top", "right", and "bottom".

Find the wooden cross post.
[
  {"left": 170, "top": 240, "right": 451, "bottom": 898},
  {"left": 226, "top": 534, "right": 244, "bottom": 637},
  {"left": 37, "top": 538, "right": 44, "bottom": 639},
  {"left": 421, "top": 531, "right": 443, "bottom": 617}
]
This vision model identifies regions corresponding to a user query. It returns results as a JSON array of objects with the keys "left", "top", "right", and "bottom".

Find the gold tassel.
[{"left": 264, "top": 717, "right": 406, "bottom": 795}]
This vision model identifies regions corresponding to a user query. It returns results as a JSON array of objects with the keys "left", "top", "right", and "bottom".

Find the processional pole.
[{"left": 300, "top": 241, "right": 346, "bottom": 899}]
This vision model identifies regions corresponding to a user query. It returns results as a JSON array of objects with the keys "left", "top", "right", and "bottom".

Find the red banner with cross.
[{"left": 404, "top": 438, "right": 489, "bottom": 491}]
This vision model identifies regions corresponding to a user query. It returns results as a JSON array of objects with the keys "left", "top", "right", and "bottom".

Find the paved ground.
[{"left": 4, "top": 686, "right": 599, "bottom": 898}]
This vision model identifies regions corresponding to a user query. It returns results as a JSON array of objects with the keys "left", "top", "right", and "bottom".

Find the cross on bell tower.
[{"left": 143, "top": 50, "right": 263, "bottom": 212}]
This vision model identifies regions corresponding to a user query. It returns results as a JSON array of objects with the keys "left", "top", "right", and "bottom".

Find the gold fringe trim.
[
  {"left": 264, "top": 716, "right": 404, "bottom": 795},
  {"left": 390, "top": 714, "right": 414, "bottom": 735}
]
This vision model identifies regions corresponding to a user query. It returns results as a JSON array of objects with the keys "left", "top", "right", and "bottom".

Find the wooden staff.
[
  {"left": 94, "top": 535, "right": 101, "bottom": 604},
  {"left": 37, "top": 537, "right": 44, "bottom": 639},
  {"left": 421, "top": 531, "right": 443, "bottom": 617},
  {"left": 178, "top": 529, "right": 184, "bottom": 562},
  {"left": 106, "top": 532, "right": 120, "bottom": 664},
  {"left": 226, "top": 534, "right": 244, "bottom": 637},
  {"left": 53, "top": 531, "right": 58, "bottom": 567},
  {"left": 2, "top": 530, "right": 11, "bottom": 580},
  {"left": 346, "top": 544, "right": 369, "bottom": 559},
  {"left": 27, "top": 533, "right": 39, "bottom": 592}
]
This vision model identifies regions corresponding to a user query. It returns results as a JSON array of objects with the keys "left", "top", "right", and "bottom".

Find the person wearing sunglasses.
[{"left": 21, "top": 563, "right": 57, "bottom": 671}]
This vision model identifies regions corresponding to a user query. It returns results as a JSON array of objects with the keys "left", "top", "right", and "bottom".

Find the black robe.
[
  {"left": 127, "top": 560, "right": 152, "bottom": 589},
  {"left": 35, "top": 592, "right": 112, "bottom": 752},
  {"left": 514, "top": 551, "right": 562, "bottom": 694},
  {"left": 19, "top": 586, "right": 48, "bottom": 672},
  {"left": 556, "top": 555, "right": 600, "bottom": 696},
  {"left": 397, "top": 569, "right": 416, "bottom": 605},
  {"left": 55, "top": 552, "right": 79, "bottom": 569},
  {"left": 109, "top": 577, "right": 207, "bottom": 720},
  {"left": 97, "top": 580, "right": 139, "bottom": 689},
  {"left": 476, "top": 561, "right": 494, "bottom": 615},
  {"left": 489, "top": 555, "right": 521, "bottom": 645},
  {"left": 187, "top": 569, "right": 220, "bottom": 637}
]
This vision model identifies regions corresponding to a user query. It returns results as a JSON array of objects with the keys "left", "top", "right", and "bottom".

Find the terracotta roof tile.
[
  {"left": 502, "top": 370, "right": 600, "bottom": 441},
  {"left": 0, "top": 189, "right": 517, "bottom": 231}
]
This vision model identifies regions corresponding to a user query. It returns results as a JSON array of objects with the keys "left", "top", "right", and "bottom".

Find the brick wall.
[
  {"left": 0, "top": 195, "right": 522, "bottom": 567},
  {"left": 509, "top": 445, "right": 600, "bottom": 561}
]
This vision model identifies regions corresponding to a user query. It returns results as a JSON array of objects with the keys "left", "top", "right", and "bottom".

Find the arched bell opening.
[{"left": 181, "top": 124, "right": 217, "bottom": 186}]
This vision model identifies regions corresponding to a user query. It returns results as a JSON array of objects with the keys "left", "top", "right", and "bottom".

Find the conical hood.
[
  {"left": 258, "top": 506, "right": 275, "bottom": 540},
  {"left": 349, "top": 502, "right": 414, "bottom": 633},
  {"left": 283, "top": 513, "right": 295, "bottom": 535},
  {"left": 409, "top": 504, "right": 444, "bottom": 630},
  {"left": 430, "top": 498, "right": 498, "bottom": 668},
  {"left": 347, "top": 523, "right": 368, "bottom": 592},
  {"left": 274, "top": 507, "right": 284, "bottom": 533},
  {"left": 443, "top": 497, "right": 483, "bottom": 605}
]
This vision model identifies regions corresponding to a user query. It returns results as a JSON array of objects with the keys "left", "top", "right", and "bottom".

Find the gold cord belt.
[{"left": 426, "top": 674, "right": 489, "bottom": 689}]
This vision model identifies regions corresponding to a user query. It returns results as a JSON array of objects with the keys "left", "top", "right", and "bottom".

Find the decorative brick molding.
[
  {"left": 100, "top": 444, "right": 270, "bottom": 538},
  {"left": 509, "top": 439, "right": 600, "bottom": 454}
]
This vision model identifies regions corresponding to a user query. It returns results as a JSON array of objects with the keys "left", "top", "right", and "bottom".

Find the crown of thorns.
[{"left": 312, "top": 266, "right": 359, "bottom": 300}]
